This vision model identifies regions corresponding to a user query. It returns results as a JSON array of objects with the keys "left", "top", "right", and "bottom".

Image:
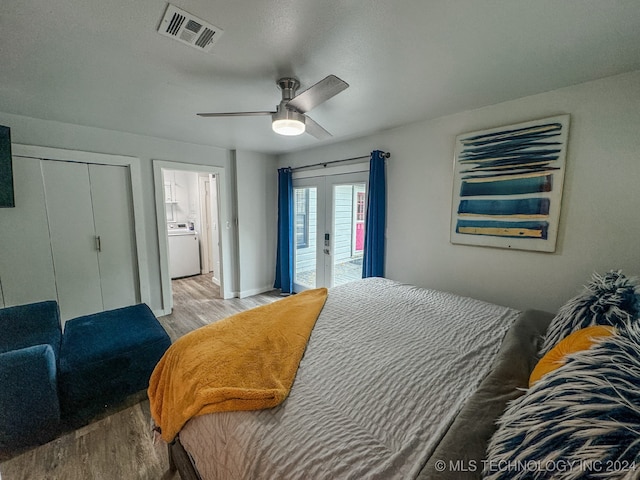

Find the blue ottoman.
[{"left": 58, "top": 303, "right": 171, "bottom": 416}]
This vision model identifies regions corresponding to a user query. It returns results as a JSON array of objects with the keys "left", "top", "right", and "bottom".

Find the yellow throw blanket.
[{"left": 148, "top": 288, "right": 328, "bottom": 442}]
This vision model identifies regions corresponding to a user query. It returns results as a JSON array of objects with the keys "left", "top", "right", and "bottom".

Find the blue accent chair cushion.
[
  {"left": 0, "top": 300, "right": 62, "bottom": 357},
  {"left": 0, "top": 301, "right": 62, "bottom": 450},
  {"left": 0, "top": 345, "right": 61, "bottom": 449},
  {"left": 58, "top": 303, "right": 171, "bottom": 415}
]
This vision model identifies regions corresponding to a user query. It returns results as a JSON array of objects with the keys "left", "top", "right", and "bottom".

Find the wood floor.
[
  {"left": 0, "top": 275, "right": 281, "bottom": 480},
  {"left": 160, "top": 275, "right": 281, "bottom": 342}
]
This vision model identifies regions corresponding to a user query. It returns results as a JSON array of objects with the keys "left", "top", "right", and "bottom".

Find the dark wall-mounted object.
[{"left": 0, "top": 125, "right": 15, "bottom": 208}]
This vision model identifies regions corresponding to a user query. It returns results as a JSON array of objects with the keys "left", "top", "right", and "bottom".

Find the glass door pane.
[
  {"left": 331, "top": 182, "right": 367, "bottom": 287},
  {"left": 293, "top": 172, "right": 367, "bottom": 292},
  {"left": 293, "top": 186, "right": 317, "bottom": 289}
]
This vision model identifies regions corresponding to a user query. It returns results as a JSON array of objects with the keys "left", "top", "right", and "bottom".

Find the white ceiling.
[{"left": 1, "top": 0, "right": 639, "bottom": 154}]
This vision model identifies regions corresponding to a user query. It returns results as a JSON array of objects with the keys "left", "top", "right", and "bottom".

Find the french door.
[{"left": 293, "top": 172, "right": 368, "bottom": 292}]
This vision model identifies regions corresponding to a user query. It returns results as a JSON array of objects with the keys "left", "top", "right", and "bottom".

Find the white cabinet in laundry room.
[{"left": 40, "top": 160, "right": 140, "bottom": 321}]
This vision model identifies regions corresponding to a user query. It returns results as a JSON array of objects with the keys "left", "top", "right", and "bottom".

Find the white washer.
[{"left": 168, "top": 229, "right": 200, "bottom": 279}]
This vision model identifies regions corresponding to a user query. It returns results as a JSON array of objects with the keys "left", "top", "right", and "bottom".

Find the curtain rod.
[{"left": 290, "top": 151, "right": 390, "bottom": 172}]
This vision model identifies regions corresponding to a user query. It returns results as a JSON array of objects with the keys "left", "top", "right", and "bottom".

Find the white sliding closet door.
[
  {"left": 89, "top": 164, "right": 139, "bottom": 311},
  {"left": 42, "top": 161, "right": 103, "bottom": 320},
  {"left": 0, "top": 156, "right": 58, "bottom": 306},
  {"left": 41, "top": 160, "right": 139, "bottom": 321}
]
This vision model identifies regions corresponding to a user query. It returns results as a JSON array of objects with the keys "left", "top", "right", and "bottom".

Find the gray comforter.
[{"left": 178, "top": 278, "right": 521, "bottom": 479}]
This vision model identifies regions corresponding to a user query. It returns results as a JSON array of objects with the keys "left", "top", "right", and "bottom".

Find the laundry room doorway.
[{"left": 153, "top": 161, "right": 230, "bottom": 315}]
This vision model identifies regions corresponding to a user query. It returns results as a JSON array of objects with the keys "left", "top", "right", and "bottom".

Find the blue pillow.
[
  {"left": 539, "top": 270, "right": 639, "bottom": 356},
  {"left": 484, "top": 320, "right": 640, "bottom": 480}
]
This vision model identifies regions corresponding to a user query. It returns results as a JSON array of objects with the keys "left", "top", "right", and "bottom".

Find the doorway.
[
  {"left": 198, "top": 173, "right": 221, "bottom": 286},
  {"left": 292, "top": 172, "right": 368, "bottom": 292},
  {"left": 153, "top": 160, "right": 230, "bottom": 315}
]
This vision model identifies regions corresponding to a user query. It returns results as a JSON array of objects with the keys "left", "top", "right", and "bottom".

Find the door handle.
[{"left": 95, "top": 235, "right": 102, "bottom": 252}]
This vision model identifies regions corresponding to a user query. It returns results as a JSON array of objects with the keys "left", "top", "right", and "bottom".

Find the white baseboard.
[
  {"left": 238, "top": 285, "right": 274, "bottom": 299},
  {"left": 153, "top": 307, "right": 171, "bottom": 318}
]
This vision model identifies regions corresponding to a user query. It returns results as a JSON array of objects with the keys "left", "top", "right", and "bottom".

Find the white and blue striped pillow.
[
  {"left": 540, "top": 270, "right": 640, "bottom": 356},
  {"left": 484, "top": 321, "right": 640, "bottom": 480}
]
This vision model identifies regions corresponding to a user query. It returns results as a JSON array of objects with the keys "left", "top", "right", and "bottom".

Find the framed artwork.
[{"left": 450, "top": 115, "right": 570, "bottom": 252}]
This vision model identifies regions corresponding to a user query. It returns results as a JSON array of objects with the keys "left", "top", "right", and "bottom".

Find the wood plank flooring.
[
  {"left": 160, "top": 275, "right": 282, "bottom": 342},
  {"left": 0, "top": 275, "right": 281, "bottom": 480}
]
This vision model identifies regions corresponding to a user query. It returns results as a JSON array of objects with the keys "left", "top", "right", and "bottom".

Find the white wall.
[
  {"left": 235, "top": 150, "right": 278, "bottom": 297},
  {"left": 279, "top": 70, "right": 640, "bottom": 313},
  {"left": 0, "top": 111, "right": 233, "bottom": 313}
]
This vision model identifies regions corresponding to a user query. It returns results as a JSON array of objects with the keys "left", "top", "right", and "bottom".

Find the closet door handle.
[{"left": 95, "top": 235, "right": 102, "bottom": 252}]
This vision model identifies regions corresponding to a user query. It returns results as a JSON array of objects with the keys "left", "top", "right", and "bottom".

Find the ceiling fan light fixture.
[
  {"left": 272, "top": 119, "right": 305, "bottom": 136},
  {"left": 272, "top": 109, "right": 306, "bottom": 136}
]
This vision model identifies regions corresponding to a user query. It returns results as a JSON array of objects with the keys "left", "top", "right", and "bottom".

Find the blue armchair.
[
  {"left": 0, "top": 300, "right": 171, "bottom": 452},
  {"left": 0, "top": 301, "right": 62, "bottom": 449}
]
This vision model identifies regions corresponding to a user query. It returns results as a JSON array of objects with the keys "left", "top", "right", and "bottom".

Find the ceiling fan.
[{"left": 197, "top": 75, "right": 349, "bottom": 139}]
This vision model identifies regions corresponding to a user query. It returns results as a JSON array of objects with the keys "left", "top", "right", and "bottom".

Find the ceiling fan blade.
[
  {"left": 197, "top": 111, "right": 275, "bottom": 117},
  {"left": 304, "top": 116, "right": 332, "bottom": 140},
  {"left": 287, "top": 75, "right": 349, "bottom": 113}
]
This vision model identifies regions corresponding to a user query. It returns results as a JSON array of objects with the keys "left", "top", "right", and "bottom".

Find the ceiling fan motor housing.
[{"left": 277, "top": 78, "right": 300, "bottom": 102}]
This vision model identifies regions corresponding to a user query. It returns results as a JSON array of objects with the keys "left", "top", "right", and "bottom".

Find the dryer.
[{"left": 168, "top": 228, "right": 200, "bottom": 279}]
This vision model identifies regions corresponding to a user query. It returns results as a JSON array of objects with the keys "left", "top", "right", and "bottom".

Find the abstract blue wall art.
[{"left": 450, "top": 115, "right": 569, "bottom": 252}]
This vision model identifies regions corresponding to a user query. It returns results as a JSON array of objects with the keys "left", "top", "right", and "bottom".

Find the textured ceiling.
[{"left": 1, "top": 0, "right": 639, "bottom": 154}]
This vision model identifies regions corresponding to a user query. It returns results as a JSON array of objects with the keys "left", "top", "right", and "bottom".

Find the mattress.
[{"left": 179, "top": 277, "right": 520, "bottom": 479}]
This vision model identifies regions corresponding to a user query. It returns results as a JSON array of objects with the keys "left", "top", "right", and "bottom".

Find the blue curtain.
[
  {"left": 362, "top": 150, "right": 386, "bottom": 278},
  {"left": 274, "top": 167, "right": 294, "bottom": 293}
]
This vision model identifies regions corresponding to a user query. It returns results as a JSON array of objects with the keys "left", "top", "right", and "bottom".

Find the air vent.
[{"left": 158, "top": 4, "right": 223, "bottom": 53}]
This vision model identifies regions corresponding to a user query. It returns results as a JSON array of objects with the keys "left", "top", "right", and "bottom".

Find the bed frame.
[{"left": 168, "top": 437, "right": 201, "bottom": 480}]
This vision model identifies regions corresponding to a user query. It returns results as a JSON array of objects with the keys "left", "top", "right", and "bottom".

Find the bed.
[{"left": 155, "top": 277, "right": 554, "bottom": 480}]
